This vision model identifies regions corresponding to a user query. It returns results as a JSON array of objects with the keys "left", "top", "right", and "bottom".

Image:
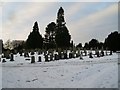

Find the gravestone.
[
  {"left": 106, "top": 50, "right": 108, "bottom": 56},
  {"left": 80, "top": 54, "right": 83, "bottom": 60},
  {"left": 64, "top": 53, "right": 68, "bottom": 59},
  {"left": 38, "top": 56, "right": 41, "bottom": 62},
  {"left": 55, "top": 54, "right": 59, "bottom": 60},
  {"left": 101, "top": 50, "right": 104, "bottom": 57},
  {"left": 31, "top": 56, "right": 35, "bottom": 63},
  {"left": 109, "top": 50, "right": 112, "bottom": 55},
  {"left": 31, "top": 51, "right": 35, "bottom": 55},
  {"left": 10, "top": 53, "right": 14, "bottom": 61},
  {"left": 89, "top": 52, "right": 93, "bottom": 58},
  {"left": 95, "top": 50, "right": 100, "bottom": 57},
  {"left": 45, "top": 54, "right": 49, "bottom": 62},
  {"left": 2, "top": 59, "right": 6, "bottom": 63},
  {"left": 50, "top": 54, "right": 53, "bottom": 61},
  {"left": 19, "top": 52, "right": 23, "bottom": 56},
  {"left": 69, "top": 52, "right": 73, "bottom": 59},
  {"left": 84, "top": 49, "right": 87, "bottom": 56}
]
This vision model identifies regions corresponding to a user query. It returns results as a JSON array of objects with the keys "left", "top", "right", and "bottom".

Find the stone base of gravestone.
[
  {"left": 31, "top": 56, "right": 35, "bottom": 63},
  {"left": 2, "top": 59, "right": 6, "bottom": 63},
  {"left": 89, "top": 53, "right": 93, "bottom": 58},
  {"left": 10, "top": 54, "right": 14, "bottom": 61},
  {"left": 38, "top": 56, "right": 41, "bottom": 62},
  {"left": 55, "top": 54, "right": 59, "bottom": 60}
]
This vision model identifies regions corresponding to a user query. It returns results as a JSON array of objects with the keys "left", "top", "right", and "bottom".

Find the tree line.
[{"left": 2, "top": 7, "right": 120, "bottom": 52}]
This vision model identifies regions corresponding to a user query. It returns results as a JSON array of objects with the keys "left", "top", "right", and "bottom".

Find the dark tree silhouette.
[
  {"left": 98, "top": 42, "right": 104, "bottom": 49},
  {"left": 104, "top": 31, "right": 120, "bottom": 51},
  {"left": 44, "top": 22, "right": 56, "bottom": 49},
  {"left": 55, "top": 7, "right": 71, "bottom": 48},
  {"left": 76, "top": 43, "right": 82, "bottom": 48},
  {"left": 84, "top": 42, "right": 89, "bottom": 50},
  {"left": 26, "top": 21, "right": 43, "bottom": 49},
  {"left": 89, "top": 39, "right": 99, "bottom": 49}
]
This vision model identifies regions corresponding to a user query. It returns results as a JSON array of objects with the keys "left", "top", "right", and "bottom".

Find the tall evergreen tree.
[
  {"left": 55, "top": 7, "right": 71, "bottom": 48},
  {"left": 44, "top": 22, "right": 56, "bottom": 49},
  {"left": 26, "top": 21, "right": 43, "bottom": 49}
]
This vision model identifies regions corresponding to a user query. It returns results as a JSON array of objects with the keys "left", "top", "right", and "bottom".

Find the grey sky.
[{"left": 1, "top": 1, "right": 118, "bottom": 45}]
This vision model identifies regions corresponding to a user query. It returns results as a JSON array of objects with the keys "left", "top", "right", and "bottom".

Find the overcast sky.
[{"left": 0, "top": 0, "right": 118, "bottom": 45}]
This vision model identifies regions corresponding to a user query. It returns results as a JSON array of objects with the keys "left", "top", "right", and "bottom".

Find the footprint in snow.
[
  {"left": 43, "top": 71, "right": 47, "bottom": 72},
  {"left": 26, "top": 80, "right": 31, "bottom": 82},
  {"left": 61, "top": 74, "right": 64, "bottom": 76},
  {"left": 32, "top": 78, "right": 38, "bottom": 81}
]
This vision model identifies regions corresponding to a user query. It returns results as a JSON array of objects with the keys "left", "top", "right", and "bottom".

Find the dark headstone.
[
  {"left": 84, "top": 50, "right": 87, "bottom": 56},
  {"left": 55, "top": 54, "right": 59, "bottom": 60},
  {"left": 31, "top": 51, "right": 34, "bottom": 55},
  {"left": 2, "top": 59, "right": 6, "bottom": 63},
  {"left": 101, "top": 50, "right": 104, "bottom": 57},
  {"left": 69, "top": 53, "right": 73, "bottom": 59},
  {"left": 89, "top": 52, "right": 93, "bottom": 58},
  {"left": 80, "top": 54, "right": 83, "bottom": 60},
  {"left": 31, "top": 56, "right": 35, "bottom": 63},
  {"left": 50, "top": 54, "right": 53, "bottom": 61},
  {"left": 64, "top": 53, "right": 68, "bottom": 59},
  {"left": 38, "top": 56, "right": 41, "bottom": 62},
  {"left": 45, "top": 54, "right": 49, "bottom": 62},
  {"left": 10, "top": 53, "right": 14, "bottom": 61},
  {"left": 110, "top": 51, "right": 112, "bottom": 55}
]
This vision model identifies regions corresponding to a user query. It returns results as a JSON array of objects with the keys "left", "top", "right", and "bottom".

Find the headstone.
[
  {"left": 31, "top": 51, "right": 35, "bottom": 55},
  {"left": 95, "top": 50, "right": 100, "bottom": 57},
  {"left": 84, "top": 49, "right": 87, "bottom": 56},
  {"left": 38, "top": 56, "right": 41, "bottom": 62},
  {"left": 89, "top": 52, "right": 93, "bottom": 58},
  {"left": 106, "top": 50, "right": 108, "bottom": 56},
  {"left": 2, "top": 59, "right": 6, "bottom": 63},
  {"left": 109, "top": 50, "right": 112, "bottom": 55},
  {"left": 19, "top": 52, "right": 23, "bottom": 56},
  {"left": 101, "top": 50, "right": 104, "bottom": 57},
  {"left": 64, "top": 53, "right": 68, "bottom": 59},
  {"left": 50, "top": 54, "right": 53, "bottom": 61},
  {"left": 31, "top": 56, "right": 35, "bottom": 63},
  {"left": 45, "top": 54, "right": 49, "bottom": 62},
  {"left": 80, "top": 54, "right": 83, "bottom": 60},
  {"left": 10, "top": 53, "right": 14, "bottom": 61},
  {"left": 55, "top": 54, "right": 59, "bottom": 60},
  {"left": 69, "top": 52, "right": 73, "bottom": 59}
]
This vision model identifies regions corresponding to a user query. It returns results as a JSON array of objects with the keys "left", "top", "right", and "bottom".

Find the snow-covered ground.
[{"left": 1, "top": 52, "right": 118, "bottom": 88}]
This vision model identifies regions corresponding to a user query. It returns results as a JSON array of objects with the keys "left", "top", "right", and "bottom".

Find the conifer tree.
[
  {"left": 26, "top": 21, "right": 43, "bottom": 49},
  {"left": 55, "top": 7, "right": 71, "bottom": 48}
]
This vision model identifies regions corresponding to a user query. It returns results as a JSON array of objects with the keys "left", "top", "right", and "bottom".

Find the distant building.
[{"left": 11, "top": 40, "right": 25, "bottom": 49}]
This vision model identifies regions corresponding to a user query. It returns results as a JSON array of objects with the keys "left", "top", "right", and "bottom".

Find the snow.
[{"left": 1, "top": 52, "right": 118, "bottom": 88}]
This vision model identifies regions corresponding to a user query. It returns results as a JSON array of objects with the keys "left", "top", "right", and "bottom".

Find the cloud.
[
  {"left": 2, "top": 2, "right": 56, "bottom": 42},
  {"left": 67, "top": 3, "right": 118, "bottom": 44}
]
